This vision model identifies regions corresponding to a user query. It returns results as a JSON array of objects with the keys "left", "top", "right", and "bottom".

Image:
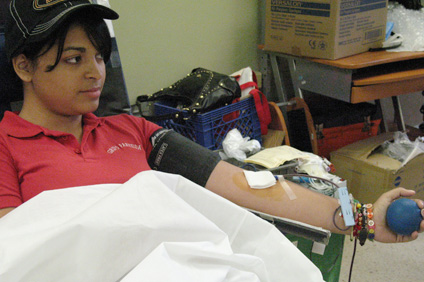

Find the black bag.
[
  {"left": 397, "top": 0, "right": 422, "bottom": 10},
  {"left": 137, "top": 68, "right": 241, "bottom": 121}
]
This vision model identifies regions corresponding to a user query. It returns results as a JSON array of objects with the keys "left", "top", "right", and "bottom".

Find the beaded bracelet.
[
  {"left": 366, "top": 203, "right": 375, "bottom": 241},
  {"left": 352, "top": 202, "right": 374, "bottom": 245},
  {"left": 333, "top": 198, "right": 374, "bottom": 246}
]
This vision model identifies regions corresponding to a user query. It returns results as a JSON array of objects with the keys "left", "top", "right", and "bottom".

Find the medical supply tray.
[{"left": 155, "top": 97, "right": 261, "bottom": 150}]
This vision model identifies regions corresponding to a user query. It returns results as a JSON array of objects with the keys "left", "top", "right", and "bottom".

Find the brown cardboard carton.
[
  {"left": 330, "top": 133, "right": 424, "bottom": 203},
  {"left": 264, "top": 0, "right": 388, "bottom": 59}
]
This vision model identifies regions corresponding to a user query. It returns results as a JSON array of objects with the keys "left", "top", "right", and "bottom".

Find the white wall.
[
  {"left": 380, "top": 92, "right": 424, "bottom": 129},
  {"left": 109, "top": 1, "right": 423, "bottom": 128},
  {"left": 110, "top": 1, "right": 261, "bottom": 104}
]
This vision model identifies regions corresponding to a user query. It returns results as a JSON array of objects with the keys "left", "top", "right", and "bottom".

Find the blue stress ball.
[{"left": 386, "top": 198, "right": 423, "bottom": 236}]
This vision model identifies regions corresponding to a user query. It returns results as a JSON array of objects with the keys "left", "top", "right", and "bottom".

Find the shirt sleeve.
[
  {"left": 142, "top": 119, "right": 162, "bottom": 158},
  {"left": 0, "top": 137, "right": 23, "bottom": 209},
  {"left": 121, "top": 115, "right": 162, "bottom": 159}
]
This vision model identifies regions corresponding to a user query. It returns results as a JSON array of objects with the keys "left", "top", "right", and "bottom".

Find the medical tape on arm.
[
  {"left": 278, "top": 175, "right": 297, "bottom": 200},
  {"left": 243, "top": 170, "right": 297, "bottom": 200}
]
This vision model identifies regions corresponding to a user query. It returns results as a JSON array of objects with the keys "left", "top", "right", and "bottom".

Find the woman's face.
[{"left": 28, "top": 23, "right": 106, "bottom": 116}]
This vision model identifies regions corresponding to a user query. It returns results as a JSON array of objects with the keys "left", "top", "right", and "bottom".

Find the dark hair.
[{"left": 21, "top": 11, "right": 112, "bottom": 72}]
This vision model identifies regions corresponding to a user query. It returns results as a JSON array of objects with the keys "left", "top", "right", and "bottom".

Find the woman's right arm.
[
  {"left": 0, "top": 208, "right": 14, "bottom": 218},
  {"left": 0, "top": 137, "right": 21, "bottom": 217}
]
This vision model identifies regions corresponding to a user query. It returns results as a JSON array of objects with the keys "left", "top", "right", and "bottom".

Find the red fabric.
[
  {"left": 0, "top": 112, "right": 161, "bottom": 208},
  {"left": 222, "top": 85, "right": 272, "bottom": 136},
  {"left": 239, "top": 81, "right": 257, "bottom": 90},
  {"left": 222, "top": 98, "right": 240, "bottom": 122},
  {"left": 250, "top": 88, "right": 271, "bottom": 135},
  {"left": 234, "top": 71, "right": 271, "bottom": 135}
]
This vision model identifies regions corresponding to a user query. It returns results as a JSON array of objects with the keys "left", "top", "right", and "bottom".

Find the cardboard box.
[
  {"left": 264, "top": 0, "right": 387, "bottom": 59},
  {"left": 330, "top": 133, "right": 424, "bottom": 203}
]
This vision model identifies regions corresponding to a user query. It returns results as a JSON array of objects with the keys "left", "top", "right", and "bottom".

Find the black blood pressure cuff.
[{"left": 148, "top": 129, "right": 221, "bottom": 187}]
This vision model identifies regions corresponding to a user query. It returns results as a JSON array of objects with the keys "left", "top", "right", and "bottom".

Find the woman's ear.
[{"left": 12, "top": 54, "right": 34, "bottom": 83}]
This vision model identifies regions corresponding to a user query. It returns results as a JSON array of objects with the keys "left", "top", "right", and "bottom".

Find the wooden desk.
[{"left": 262, "top": 50, "right": 424, "bottom": 131}]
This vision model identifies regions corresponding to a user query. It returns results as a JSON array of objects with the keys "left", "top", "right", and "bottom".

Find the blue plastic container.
[{"left": 155, "top": 97, "right": 262, "bottom": 150}]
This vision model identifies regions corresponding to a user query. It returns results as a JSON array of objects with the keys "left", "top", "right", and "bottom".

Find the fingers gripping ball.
[{"left": 386, "top": 198, "right": 423, "bottom": 236}]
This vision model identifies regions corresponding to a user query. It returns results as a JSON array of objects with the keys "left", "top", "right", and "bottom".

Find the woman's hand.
[{"left": 373, "top": 188, "right": 424, "bottom": 243}]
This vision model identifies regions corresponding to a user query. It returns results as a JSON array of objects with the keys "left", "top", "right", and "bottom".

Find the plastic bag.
[
  {"left": 377, "top": 131, "right": 424, "bottom": 165},
  {"left": 387, "top": 3, "right": 424, "bottom": 52},
  {"left": 222, "top": 129, "right": 261, "bottom": 161}
]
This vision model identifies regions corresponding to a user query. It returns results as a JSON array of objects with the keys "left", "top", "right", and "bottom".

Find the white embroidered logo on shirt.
[{"left": 107, "top": 143, "right": 142, "bottom": 154}]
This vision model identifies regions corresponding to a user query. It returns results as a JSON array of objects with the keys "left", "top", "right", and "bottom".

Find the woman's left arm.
[{"left": 205, "top": 160, "right": 424, "bottom": 243}]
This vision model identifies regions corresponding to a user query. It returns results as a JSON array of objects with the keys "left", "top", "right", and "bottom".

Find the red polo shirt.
[{"left": 0, "top": 112, "right": 161, "bottom": 209}]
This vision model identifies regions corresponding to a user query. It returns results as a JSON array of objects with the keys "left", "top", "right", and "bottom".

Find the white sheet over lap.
[{"left": 0, "top": 171, "right": 324, "bottom": 282}]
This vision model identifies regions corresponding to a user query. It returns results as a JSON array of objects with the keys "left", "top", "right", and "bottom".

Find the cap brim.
[
  {"left": 59, "top": 4, "right": 119, "bottom": 22},
  {"left": 77, "top": 4, "right": 119, "bottom": 20}
]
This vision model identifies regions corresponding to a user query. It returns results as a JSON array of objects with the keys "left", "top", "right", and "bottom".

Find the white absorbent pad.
[{"left": 0, "top": 171, "right": 324, "bottom": 282}]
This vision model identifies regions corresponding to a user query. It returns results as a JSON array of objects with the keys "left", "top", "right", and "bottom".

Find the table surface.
[
  {"left": 310, "top": 50, "right": 424, "bottom": 69},
  {"left": 259, "top": 47, "right": 424, "bottom": 131}
]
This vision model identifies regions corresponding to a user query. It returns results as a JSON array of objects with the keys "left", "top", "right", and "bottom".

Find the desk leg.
[
  {"left": 286, "top": 57, "right": 304, "bottom": 99},
  {"left": 392, "top": 96, "right": 406, "bottom": 132},
  {"left": 270, "top": 54, "right": 288, "bottom": 103},
  {"left": 375, "top": 100, "right": 388, "bottom": 133}
]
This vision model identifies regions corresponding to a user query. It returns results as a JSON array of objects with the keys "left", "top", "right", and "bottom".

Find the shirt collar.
[{"left": 1, "top": 111, "right": 103, "bottom": 138}]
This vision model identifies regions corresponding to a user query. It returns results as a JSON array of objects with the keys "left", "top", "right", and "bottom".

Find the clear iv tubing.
[{"left": 283, "top": 173, "right": 341, "bottom": 192}]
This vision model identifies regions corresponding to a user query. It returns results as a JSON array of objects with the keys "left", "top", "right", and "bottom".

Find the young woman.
[{"left": 1, "top": 0, "right": 423, "bottom": 248}]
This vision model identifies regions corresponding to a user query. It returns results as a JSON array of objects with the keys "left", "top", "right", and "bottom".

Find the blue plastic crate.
[{"left": 155, "top": 98, "right": 262, "bottom": 150}]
